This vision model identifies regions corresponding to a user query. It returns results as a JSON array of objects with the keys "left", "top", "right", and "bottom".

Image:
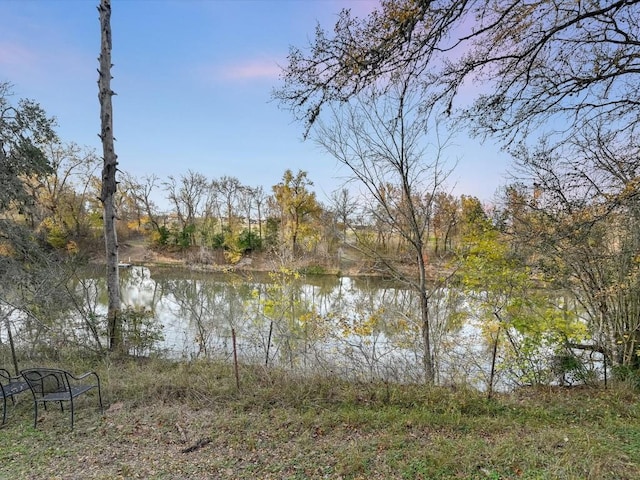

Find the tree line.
[{"left": 0, "top": 90, "right": 481, "bottom": 267}]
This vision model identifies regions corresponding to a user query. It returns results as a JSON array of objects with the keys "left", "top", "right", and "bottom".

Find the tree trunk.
[
  {"left": 98, "top": 0, "right": 121, "bottom": 351},
  {"left": 4, "top": 316, "right": 19, "bottom": 376},
  {"left": 417, "top": 250, "right": 435, "bottom": 384},
  {"left": 420, "top": 290, "right": 434, "bottom": 384}
]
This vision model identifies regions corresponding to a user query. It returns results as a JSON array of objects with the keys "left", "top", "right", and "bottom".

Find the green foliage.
[
  {"left": 298, "top": 264, "right": 326, "bottom": 275},
  {"left": 237, "top": 229, "right": 262, "bottom": 253},
  {"left": 203, "top": 228, "right": 263, "bottom": 257},
  {"left": 176, "top": 224, "right": 195, "bottom": 248},
  {"left": 210, "top": 231, "right": 225, "bottom": 249},
  {"left": 155, "top": 225, "right": 170, "bottom": 246},
  {"left": 40, "top": 218, "right": 68, "bottom": 249},
  {"left": 612, "top": 365, "right": 640, "bottom": 389},
  {"left": 0, "top": 82, "right": 57, "bottom": 212},
  {"left": 150, "top": 224, "right": 196, "bottom": 249},
  {"left": 457, "top": 220, "right": 589, "bottom": 387},
  {"left": 0, "top": 84, "right": 63, "bottom": 319},
  {"left": 264, "top": 217, "right": 280, "bottom": 247},
  {"left": 551, "top": 353, "right": 598, "bottom": 386}
]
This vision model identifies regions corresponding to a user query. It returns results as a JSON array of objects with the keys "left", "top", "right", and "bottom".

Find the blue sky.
[{"left": 0, "top": 0, "right": 509, "bottom": 207}]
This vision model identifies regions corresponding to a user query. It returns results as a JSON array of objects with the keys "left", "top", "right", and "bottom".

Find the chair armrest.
[
  {"left": 70, "top": 371, "right": 101, "bottom": 387},
  {"left": 0, "top": 368, "right": 23, "bottom": 383}
]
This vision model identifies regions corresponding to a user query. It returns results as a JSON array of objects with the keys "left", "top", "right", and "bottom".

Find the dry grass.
[{"left": 1, "top": 357, "right": 639, "bottom": 479}]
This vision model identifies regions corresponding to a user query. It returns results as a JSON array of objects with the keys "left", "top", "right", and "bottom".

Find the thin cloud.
[
  {"left": 202, "top": 58, "right": 282, "bottom": 83},
  {"left": 222, "top": 59, "right": 281, "bottom": 80}
]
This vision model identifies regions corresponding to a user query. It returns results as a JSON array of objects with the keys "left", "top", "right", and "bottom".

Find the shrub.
[{"left": 237, "top": 229, "right": 262, "bottom": 253}]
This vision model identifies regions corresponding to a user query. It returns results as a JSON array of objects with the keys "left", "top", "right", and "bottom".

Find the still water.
[
  {"left": 106, "top": 266, "right": 484, "bottom": 385},
  {"left": 79, "top": 265, "right": 604, "bottom": 389}
]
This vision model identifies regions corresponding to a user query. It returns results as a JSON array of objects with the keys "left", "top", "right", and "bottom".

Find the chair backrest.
[
  {"left": 0, "top": 368, "right": 13, "bottom": 383},
  {"left": 21, "top": 369, "right": 70, "bottom": 397},
  {"left": 0, "top": 369, "right": 10, "bottom": 398}
]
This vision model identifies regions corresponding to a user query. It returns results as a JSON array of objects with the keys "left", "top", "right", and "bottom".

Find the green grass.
[{"left": 1, "top": 356, "right": 639, "bottom": 479}]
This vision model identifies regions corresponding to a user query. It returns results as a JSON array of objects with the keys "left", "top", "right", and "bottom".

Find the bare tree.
[
  {"left": 275, "top": 0, "right": 640, "bottom": 380},
  {"left": 212, "top": 175, "right": 242, "bottom": 231},
  {"left": 20, "top": 142, "right": 99, "bottom": 237},
  {"left": 163, "top": 170, "right": 208, "bottom": 246},
  {"left": 117, "top": 172, "right": 146, "bottom": 231},
  {"left": 237, "top": 186, "right": 255, "bottom": 233},
  {"left": 164, "top": 170, "right": 208, "bottom": 228},
  {"left": 314, "top": 71, "right": 455, "bottom": 383},
  {"left": 126, "top": 173, "right": 162, "bottom": 233},
  {"left": 432, "top": 192, "right": 459, "bottom": 255},
  {"left": 98, "top": 0, "right": 121, "bottom": 351},
  {"left": 200, "top": 180, "right": 222, "bottom": 243},
  {"left": 252, "top": 185, "right": 267, "bottom": 240},
  {"left": 330, "top": 188, "right": 358, "bottom": 240}
]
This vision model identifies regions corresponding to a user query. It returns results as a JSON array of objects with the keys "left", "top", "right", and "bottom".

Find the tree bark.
[
  {"left": 98, "top": 0, "right": 121, "bottom": 351},
  {"left": 420, "top": 290, "right": 434, "bottom": 384}
]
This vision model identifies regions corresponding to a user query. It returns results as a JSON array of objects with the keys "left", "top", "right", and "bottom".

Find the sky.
[{"left": 0, "top": 0, "right": 510, "bottom": 208}]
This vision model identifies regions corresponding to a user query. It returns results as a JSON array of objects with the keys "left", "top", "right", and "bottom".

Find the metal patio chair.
[
  {"left": 20, "top": 368, "right": 103, "bottom": 430},
  {"left": 0, "top": 368, "right": 30, "bottom": 425}
]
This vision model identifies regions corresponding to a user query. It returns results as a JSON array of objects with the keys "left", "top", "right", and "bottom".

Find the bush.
[
  {"left": 237, "top": 229, "right": 262, "bottom": 253},
  {"left": 152, "top": 226, "right": 171, "bottom": 246},
  {"left": 210, "top": 232, "right": 225, "bottom": 249},
  {"left": 299, "top": 264, "right": 326, "bottom": 275}
]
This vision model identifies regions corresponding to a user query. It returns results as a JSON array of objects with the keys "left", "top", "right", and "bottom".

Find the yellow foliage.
[
  {"left": 127, "top": 219, "right": 141, "bottom": 231},
  {"left": 224, "top": 249, "right": 243, "bottom": 264},
  {"left": 339, "top": 310, "right": 385, "bottom": 338},
  {"left": 66, "top": 240, "right": 79, "bottom": 254},
  {"left": 0, "top": 242, "right": 14, "bottom": 256}
]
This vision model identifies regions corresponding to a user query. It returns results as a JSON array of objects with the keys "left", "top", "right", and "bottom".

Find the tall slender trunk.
[
  {"left": 417, "top": 249, "right": 435, "bottom": 384},
  {"left": 420, "top": 290, "right": 434, "bottom": 384},
  {"left": 98, "top": 0, "right": 121, "bottom": 351}
]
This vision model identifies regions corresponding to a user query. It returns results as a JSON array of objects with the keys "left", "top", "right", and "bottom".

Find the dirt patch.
[{"left": 118, "top": 237, "right": 182, "bottom": 266}]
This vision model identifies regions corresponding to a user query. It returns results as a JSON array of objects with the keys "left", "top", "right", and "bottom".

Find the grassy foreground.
[{"left": 0, "top": 357, "right": 638, "bottom": 479}]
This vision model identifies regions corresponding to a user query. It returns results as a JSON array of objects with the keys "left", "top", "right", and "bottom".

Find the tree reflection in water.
[{"left": 114, "top": 266, "right": 467, "bottom": 384}]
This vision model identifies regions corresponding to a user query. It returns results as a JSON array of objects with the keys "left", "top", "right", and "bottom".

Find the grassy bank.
[{"left": 1, "top": 357, "right": 638, "bottom": 479}]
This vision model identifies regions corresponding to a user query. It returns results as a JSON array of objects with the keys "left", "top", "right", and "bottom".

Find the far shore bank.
[{"left": 111, "top": 238, "right": 446, "bottom": 281}]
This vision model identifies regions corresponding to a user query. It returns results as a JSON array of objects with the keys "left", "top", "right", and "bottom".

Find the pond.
[
  {"left": 73, "top": 265, "right": 603, "bottom": 389},
  {"left": 87, "top": 266, "right": 477, "bottom": 383}
]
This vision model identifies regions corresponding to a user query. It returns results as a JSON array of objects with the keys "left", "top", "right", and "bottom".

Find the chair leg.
[
  {"left": 2, "top": 396, "right": 6, "bottom": 425},
  {"left": 33, "top": 401, "right": 38, "bottom": 429},
  {"left": 97, "top": 388, "right": 104, "bottom": 414},
  {"left": 70, "top": 398, "right": 75, "bottom": 430}
]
